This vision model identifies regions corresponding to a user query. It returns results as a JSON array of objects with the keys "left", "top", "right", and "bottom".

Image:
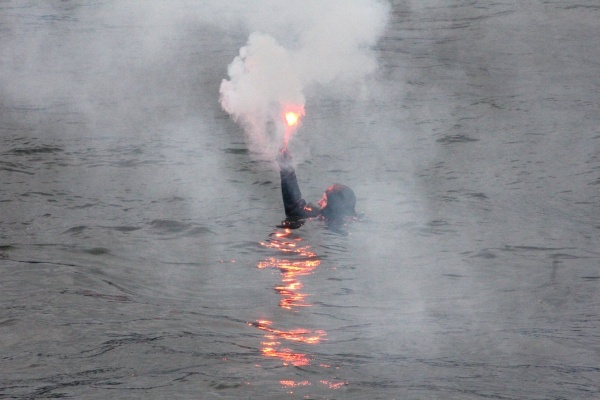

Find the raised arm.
[{"left": 277, "top": 148, "right": 311, "bottom": 218}]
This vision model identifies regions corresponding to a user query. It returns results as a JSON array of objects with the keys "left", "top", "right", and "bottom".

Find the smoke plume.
[{"left": 219, "top": 0, "right": 390, "bottom": 154}]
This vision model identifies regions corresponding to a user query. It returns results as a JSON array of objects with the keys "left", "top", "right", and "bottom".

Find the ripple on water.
[
  {"left": 5, "top": 145, "right": 64, "bottom": 155},
  {"left": 148, "top": 219, "right": 215, "bottom": 237},
  {"left": 436, "top": 134, "right": 479, "bottom": 144},
  {"left": 62, "top": 226, "right": 88, "bottom": 235},
  {"left": 0, "top": 161, "right": 34, "bottom": 174}
]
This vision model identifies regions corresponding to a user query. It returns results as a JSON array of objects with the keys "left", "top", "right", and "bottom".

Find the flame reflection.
[
  {"left": 251, "top": 228, "right": 344, "bottom": 391},
  {"left": 279, "top": 380, "right": 346, "bottom": 390},
  {"left": 258, "top": 229, "right": 320, "bottom": 310},
  {"left": 252, "top": 228, "right": 324, "bottom": 367},
  {"left": 250, "top": 319, "right": 326, "bottom": 366}
]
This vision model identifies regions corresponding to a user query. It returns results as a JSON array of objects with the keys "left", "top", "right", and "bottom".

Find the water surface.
[{"left": 1, "top": 1, "right": 599, "bottom": 399}]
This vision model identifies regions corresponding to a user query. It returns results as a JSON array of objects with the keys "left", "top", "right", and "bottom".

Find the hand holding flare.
[{"left": 277, "top": 146, "right": 292, "bottom": 169}]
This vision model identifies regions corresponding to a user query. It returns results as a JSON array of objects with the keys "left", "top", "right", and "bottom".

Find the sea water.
[{"left": 1, "top": 1, "right": 599, "bottom": 399}]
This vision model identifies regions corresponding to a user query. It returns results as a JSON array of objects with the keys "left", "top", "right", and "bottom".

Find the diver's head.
[{"left": 319, "top": 184, "right": 356, "bottom": 220}]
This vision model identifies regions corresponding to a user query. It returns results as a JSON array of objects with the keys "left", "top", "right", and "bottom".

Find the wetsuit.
[{"left": 278, "top": 157, "right": 319, "bottom": 219}]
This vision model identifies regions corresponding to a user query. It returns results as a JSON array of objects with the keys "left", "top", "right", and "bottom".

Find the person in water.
[{"left": 277, "top": 147, "right": 356, "bottom": 221}]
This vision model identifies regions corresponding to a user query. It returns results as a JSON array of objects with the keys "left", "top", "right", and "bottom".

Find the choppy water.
[{"left": 1, "top": 1, "right": 599, "bottom": 399}]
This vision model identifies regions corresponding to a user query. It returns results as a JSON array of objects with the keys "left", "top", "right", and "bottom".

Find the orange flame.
[
  {"left": 285, "top": 111, "right": 299, "bottom": 127},
  {"left": 282, "top": 105, "right": 305, "bottom": 147}
]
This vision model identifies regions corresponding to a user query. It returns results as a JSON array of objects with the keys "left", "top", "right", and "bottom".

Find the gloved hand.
[{"left": 276, "top": 146, "right": 292, "bottom": 168}]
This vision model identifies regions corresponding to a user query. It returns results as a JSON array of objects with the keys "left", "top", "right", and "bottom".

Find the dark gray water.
[{"left": 1, "top": 1, "right": 599, "bottom": 399}]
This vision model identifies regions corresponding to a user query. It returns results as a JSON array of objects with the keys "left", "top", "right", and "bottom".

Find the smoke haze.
[
  {"left": 1, "top": 1, "right": 599, "bottom": 398},
  {"left": 219, "top": 0, "right": 389, "bottom": 154}
]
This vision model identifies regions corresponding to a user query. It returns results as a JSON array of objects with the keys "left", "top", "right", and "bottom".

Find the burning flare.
[
  {"left": 283, "top": 105, "right": 304, "bottom": 126},
  {"left": 282, "top": 105, "right": 305, "bottom": 147},
  {"left": 285, "top": 111, "right": 300, "bottom": 127}
]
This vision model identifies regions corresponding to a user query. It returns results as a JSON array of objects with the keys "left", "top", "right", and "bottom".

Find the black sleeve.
[{"left": 279, "top": 165, "right": 308, "bottom": 218}]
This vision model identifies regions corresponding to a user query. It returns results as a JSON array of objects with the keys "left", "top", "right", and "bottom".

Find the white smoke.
[
  {"left": 219, "top": 32, "right": 305, "bottom": 152},
  {"left": 219, "top": 0, "right": 390, "bottom": 154}
]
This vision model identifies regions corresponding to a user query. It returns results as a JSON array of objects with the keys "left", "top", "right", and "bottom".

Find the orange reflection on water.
[
  {"left": 255, "top": 320, "right": 326, "bottom": 344},
  {"left": 280, "top": 380, "right": 345, "bottom": 390},
  {"left": 263, "top": 345, "right": 309, "bottom": 367},
  {"left": 320, "top": 380, "right": 346, "bottom": 390},
  {"left": 251, "top": 319, "right": 326, "bottom": 367},
  {"left": 258, "top": 229, "right": 320, "bottom": 310},
  {"left": 280, "top": 380, "right": 311, "bottom": 388},
  {"left": 253, "top": 228, "right": 336, "bottom": 374}
]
